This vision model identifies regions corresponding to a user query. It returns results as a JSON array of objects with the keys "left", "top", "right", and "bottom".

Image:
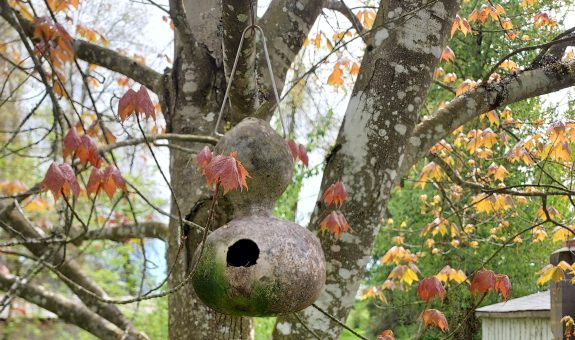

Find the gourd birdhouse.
[{"left": 192, "top": 118, "right": 326, "bottom": 317}]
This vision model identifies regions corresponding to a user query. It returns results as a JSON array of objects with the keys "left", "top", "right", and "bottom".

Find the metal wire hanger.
[{"left": 213, "top": 0, "right": 287, "bottom": 137}]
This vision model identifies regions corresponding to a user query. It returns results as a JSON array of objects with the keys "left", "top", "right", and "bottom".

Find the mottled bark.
[
  {"left": 222, "top": 0, "right": 259, "bottom": 122},
  {"left": 273, "top": 1, "right": 460, "bottom": 338}
]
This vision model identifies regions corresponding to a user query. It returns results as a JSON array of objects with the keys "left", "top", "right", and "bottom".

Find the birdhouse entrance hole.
[{"left": 227, "top": 239, "right": 259, "bottom": 267}]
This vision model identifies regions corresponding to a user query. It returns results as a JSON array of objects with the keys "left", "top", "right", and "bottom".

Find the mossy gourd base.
[{"left": 192, "top": 215, "right": 326, "bottom": 317}]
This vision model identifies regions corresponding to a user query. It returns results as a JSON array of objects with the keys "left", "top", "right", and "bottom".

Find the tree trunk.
[
  {"left": 166, "top": 1, "right": 322, "bottom": 338},
  {"left": 274, "top": 1, "right": 460, "bottom": 338}
]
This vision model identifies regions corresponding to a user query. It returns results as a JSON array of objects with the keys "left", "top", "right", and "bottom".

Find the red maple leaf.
[
  {"left": 196, "top": 146, "right": 213, "bottom": 173},
  {"left": 118, "top": 86, "right": 156, "bottom": 122},
  {"left": 286, "top": 139, "right": 309, "bottom": 167},
  {"left": 298, "top": 144, "right": 309, "bottom": 167},
  {"left": 204, "top": 152, "right": 250, "bottom": 194},
  {"left": 417, "top": 276, "right": 446, "bottom": 303},
  {"left": 421, "top": 309, "right": 449, "bottom": 332},
  {"left": 470, "top": 269, "right": 496, "bottom": 296},
  {"left": 319, "top": 211, "right": 350, "bottom": 238},
  {"left": 86, "top": 165, "right": 127, "bottom": 199},
  {"left": 287, "top": 139, "right": 298, "bottom": 159},
  {"left": 76, "top": 135, "right": 102, "bottom": 168},
  {"left": 41, "top": 162, "right": 81, "bottom": 200},
  {"left": 495, "top": 274, "right": 512, "bottom": 301},
  {"left": 323, "top": 180, "right": 348, "bottom": 207},
  {"left": 63, "top": 128, "right": 81, "bottom": 158}
]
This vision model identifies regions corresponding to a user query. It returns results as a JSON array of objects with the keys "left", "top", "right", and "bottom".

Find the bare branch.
[
  {"left": 429, "top": 154, "right": 575, "bottom": 197},
  {"left": 0, "top": 272, "right": 126, "bottom": 339},
  {"left": 98, "top": 133, "right": 218, "bottom": 154},
  {"left": 74, "top": 222, "right": 168, "bottom": 244},
  {"left": 257, "top": 0, "right": 326, "bottom": 119},
  {"left": 0, "top": 0, "right": 163, "bottom": 93},
  {"left": 325, "top": 0, "right": 366, "bottom": 36},
  {"left": 74, "top": 40, "right": 163, "bottom": 93},
  {"left": 0, "top": 201, "right": 143, "bottom": 337}
]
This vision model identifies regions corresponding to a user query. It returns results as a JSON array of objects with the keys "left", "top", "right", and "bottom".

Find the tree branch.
[
  {"left": 257, "top": 0, "right": 326, "bottom": 120},
  {"left": 98, "top": 133, "right": 218, "bottom": 154},
  {"left": 0, "top": 201, "right": 144, "bottom": 337},
  {"left": 221, "top": 0, "right": 259, "bottom": 123},
  {"left": 73, "top": 222, "right": 168, "bottom": 244},
  {"left": 0, "top": 272, "right": 125, "bottom": 339},
  {"left": 429, "top": 154, "right": 575, "bottom": 197},
  {"left": 400, "top": 59, "right": 575, "bottom": 180},
  {"left": 325, "top": 0, "right": 366, "bottom": 36},
  {"left": 74, "top": 40, "right": 163, "bottom": 93},
  {"left": 0, "top": 1, "right": 163, "bottom": 93}
]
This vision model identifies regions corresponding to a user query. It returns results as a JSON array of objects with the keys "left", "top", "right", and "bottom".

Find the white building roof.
[{"left": 476, "top": 291, "right": 550, "bottom": 318}]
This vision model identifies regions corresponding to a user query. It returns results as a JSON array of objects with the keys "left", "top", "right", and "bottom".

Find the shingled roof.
[{"left": 476, "top": 290, "right": 550, "bottom": 318}]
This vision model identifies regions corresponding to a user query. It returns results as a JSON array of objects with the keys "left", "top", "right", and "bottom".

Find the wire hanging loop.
[{"left": 213, "top": 24, "right": 287, "bottom": 137}]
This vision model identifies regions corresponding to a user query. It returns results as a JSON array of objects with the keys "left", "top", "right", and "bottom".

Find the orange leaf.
[
  {"left": 495, "top": 274, "right": 512, "bottom": 300},
  {"left": 287, "top": 139, "right": 298, "bottom": 160},
  {"left": 86, "top": 165, "right": 127, "bottom": 199},
  {"left": 470, "top": 269, "right": 496, "bottom": 296},
  {"left": 136, "top": 86, "right": 156, "bottom": 121},
  {"left": 327, "top": 66, "right": 344, "bottom": 85},
  {"left": 118, "top": 86, "right": 156, "bottom": 122},
  {"left": 323, "top": 181, "right": 348, "bottom": 208},
  {"left": 86, "top": 168, "right": 104, "bottom": 196},
  {"left": 417, "top": 276, "right": 446, "bottom": 303},
  {"left": 319, "top": 211, "right": 350, "bottom": 238},
  {"left": 377, "top": 330, "right": 395, "bottom": 340},
  {"left": 204, "top": 152, "right": 250, "bottom": 194},
  {"left": 76, "top": 135, "right": 102, "bottom": 168},
  {"left": 440, "top": 47, "right": 455, "bottom": 63},
  {"left": 421, "top": 309, "right": 449, "bottom": 332},
  {"left": 41, "top": 163, "right": 81, "bottom": 200}
]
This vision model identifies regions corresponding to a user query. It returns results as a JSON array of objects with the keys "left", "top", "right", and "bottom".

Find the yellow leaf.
[
  {"left": 537, "top": 264, "right": 565, "bottom": 285},
  {"left": 455, "top": 79, "right": 477, "bottom": 96},
  {"left": 443, "top": 73, "right": 457, "bottom": 84},
  {"left": 485, "top": 110, "right": 499, "bottom": 127},
  {"left": 552, "top": 226, "right": 574, "bottom": 243},
  {"left": 499, "top": 60, "right": 519, "bottom": 71},
  {"left": 501, "top": 18, "right": 513, "bottom": 30}
]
